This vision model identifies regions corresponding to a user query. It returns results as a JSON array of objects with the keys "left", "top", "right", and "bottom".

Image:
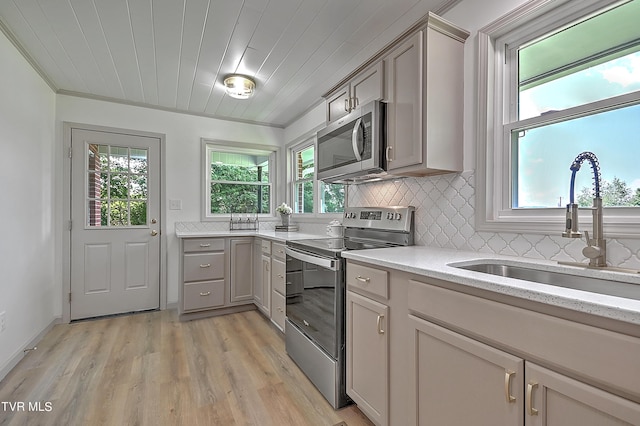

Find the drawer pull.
[
  {"left": 356, "top": 276, "right": 370, "bottom": 283},
  {"left": 199, "top": 291, "right": 211, "bottom": 297},
  {"left": 278, "top": 250, "right": 284, "bottom": 254},
  {"left": 277, "top": 274, "right": 284, "bottom": 279},
  {"left": 504, "top": 371, "right": 516, "bottom": 403},
  {"left": 199, "top": 263, "right": 211, "bottom": 268},
  {"left": 377, "top": 315, "right": 385, "bottom": 334},
  {"left": 527, "top": 382, "right": 539, "bottom": 416},
  {"left": 199, "top": 243, "right": 211, "bottom": 247}
]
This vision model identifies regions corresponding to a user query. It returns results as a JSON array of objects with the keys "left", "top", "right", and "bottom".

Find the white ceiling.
[{"left": 0, "top": 0, "right": 460, "bottom": 128}]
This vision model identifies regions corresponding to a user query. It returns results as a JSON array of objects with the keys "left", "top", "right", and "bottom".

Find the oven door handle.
[{"left": 285, "top": 247, "right": 340, "bottom": 271}]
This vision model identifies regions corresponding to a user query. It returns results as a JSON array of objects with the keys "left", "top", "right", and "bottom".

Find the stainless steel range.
[{"left": 284, "top": 206, "right": 415, "bottom": 409}]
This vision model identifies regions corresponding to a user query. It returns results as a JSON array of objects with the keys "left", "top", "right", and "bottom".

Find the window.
[
  {"left": 290, "top": 140, "right": 344, "bottom": 214},
  {"left": 477, "top": 0, "right": 640, "bottom": 235},
  {"left": 202, "top": 140, "right": 277, "bottom": 219}
]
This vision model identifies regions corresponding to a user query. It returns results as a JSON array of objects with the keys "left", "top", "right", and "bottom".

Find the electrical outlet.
[{"left": 0, "top": 311, "right": 6, "bottom": 333}]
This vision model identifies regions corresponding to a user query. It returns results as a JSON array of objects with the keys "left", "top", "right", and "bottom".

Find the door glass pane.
[
  {"left": 130, "top": 201, "right": 147, "bottom": 226},
  {"left": 86, "top": 143, "right": 149, "bottom": 227},
  {"left": 130, "top": 148, "right": 148, "bottom": 173}
]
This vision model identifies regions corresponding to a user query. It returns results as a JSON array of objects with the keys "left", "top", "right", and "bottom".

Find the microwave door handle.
[{"left": 351, "top": 117, "right": 363, "bottom": 161}]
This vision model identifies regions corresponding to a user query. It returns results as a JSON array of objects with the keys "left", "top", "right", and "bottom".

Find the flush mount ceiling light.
[{"left": 223, "top": 75, "right": 256, "bottom": 99}]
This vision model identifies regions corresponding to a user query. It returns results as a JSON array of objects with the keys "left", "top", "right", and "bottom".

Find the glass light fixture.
[{"left": 223, "top": 75, "right": 256, "bottom": 99}]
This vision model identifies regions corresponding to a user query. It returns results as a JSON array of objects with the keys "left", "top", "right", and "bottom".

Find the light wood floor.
[{"left": 0, "top": 309, "right": 373, "bottom": 426}]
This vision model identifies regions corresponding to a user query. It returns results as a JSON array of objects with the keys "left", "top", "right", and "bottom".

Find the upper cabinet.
[
  {"left": 385, "top": 13, "right": 469, "bottom": 176},
  {"left": 323, "top": 12, "right": 469, "bottom": 176},
  {"left": 325, "top": 62, "right": 384, "bottom": 124}
]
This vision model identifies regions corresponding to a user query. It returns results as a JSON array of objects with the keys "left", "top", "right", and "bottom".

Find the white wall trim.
[
  {"left": 0, "top": 317, "right": 61, "bottom": 382},
  {"left": 62, "top": 122, "right": 168, "bottom": 323}
]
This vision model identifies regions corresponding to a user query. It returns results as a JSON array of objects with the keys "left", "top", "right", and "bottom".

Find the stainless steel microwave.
[{"left": 316, "top": 100, "right": 386, "bottom": 184}]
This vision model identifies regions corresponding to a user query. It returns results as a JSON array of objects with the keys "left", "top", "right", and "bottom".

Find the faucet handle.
[
  {"left": 582, "top": 231, "right": 602, "bottom": 259},
  {"left": 584, "top": 231, "right": 592, "bottom": 246}
]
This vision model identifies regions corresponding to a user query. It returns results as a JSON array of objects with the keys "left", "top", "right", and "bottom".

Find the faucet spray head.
[{"left": 562, "top": 203, "right": 582, "bottom": 238}]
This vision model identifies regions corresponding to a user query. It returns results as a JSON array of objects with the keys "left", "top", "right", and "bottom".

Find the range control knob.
[
  {"left": 394, "top": 213, "right": 402, "bottom": 220},
  {"left": 386, "top": 212, "right": 393, "bottom": 220}
]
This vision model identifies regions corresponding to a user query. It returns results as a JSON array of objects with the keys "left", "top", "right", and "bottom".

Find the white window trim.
[
  {"left": 201, "top": 138, "right": 279, "bottom": 221},
  {"left": 476, "top": 0, "right": 640, "bottom": 237},
  {"left": 287, "top": 137, "right": 344, "bottom": 220}
]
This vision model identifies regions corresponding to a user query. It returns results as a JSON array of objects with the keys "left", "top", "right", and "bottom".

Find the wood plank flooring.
[{"left": 0, "top": 310, "right": 373, "bottom": 426}]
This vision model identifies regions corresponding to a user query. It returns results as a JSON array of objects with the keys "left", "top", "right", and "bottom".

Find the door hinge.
[
  {"left": 68, "top": 292, "right": 72, "bottom": 303},
  {"left": 68, "top": 220, "right": 72, "bottom": 231},
  {"left": 68, "top": 147, "right": 72, "bottom": 159}
]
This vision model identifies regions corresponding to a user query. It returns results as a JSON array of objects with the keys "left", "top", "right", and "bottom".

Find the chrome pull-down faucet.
[{"left": 561, "top": 152, "right": 607, "bottom": 268}]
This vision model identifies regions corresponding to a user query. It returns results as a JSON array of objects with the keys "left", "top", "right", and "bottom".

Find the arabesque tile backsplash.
[{"left": 348, "top": 171, "right": 640, "bottom": 270}]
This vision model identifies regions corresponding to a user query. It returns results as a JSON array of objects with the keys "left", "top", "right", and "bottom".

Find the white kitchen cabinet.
[
  {"left": 347, "top": 290, "right": 389, "bottom": 426},
  {"left": 252, "top": 239, "right": 263, "bottom": 307},
  {"left": 346, "top": 262, "right": 390, "bottom": 426},
  {"left": 229, "top": 238, "right": 253, "bottom": 303},
  {"left": 408, "top": 314, "right": 524, "bottom": 425},
  {"left": 270, "top": 242, "right": 287, "bottom": 331},
  {"left": 325, "top": 62, "right": 384, "bottom": 124},
  {"left": 256, "top": 239, "right": 272, "bottom": 317},
  {"left": 178, "top": 237, "right": 254, "bottom": 320},
  {"left": 525, "top": 363, "right": 640, "bottom": 426},
  {"left": 384, "top": 13, "right": 468, "bottom": 176}
]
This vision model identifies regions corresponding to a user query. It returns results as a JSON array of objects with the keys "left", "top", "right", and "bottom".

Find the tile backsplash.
[{"left": 349, "top": 171, "right": 640, "bottom": 270}]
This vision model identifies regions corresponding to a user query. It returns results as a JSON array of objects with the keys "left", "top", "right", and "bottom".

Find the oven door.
[{"left": 285, "top": 246, "right": 343, "bottom": 359}]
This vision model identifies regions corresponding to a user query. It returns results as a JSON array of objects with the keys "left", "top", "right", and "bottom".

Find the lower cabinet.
[
  {"left": 270, "top": 242, "right": 287, "bottom": 331},
  {"left": 408, "top": 314, "right": 524, "bottom": 425},
  {"left": 179, "top": 237, "right": 254, "bottom": 320},
  {"left": 347, "top": 290, "right": 389, "bottom": 426}
]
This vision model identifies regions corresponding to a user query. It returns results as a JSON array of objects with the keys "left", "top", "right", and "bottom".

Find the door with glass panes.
[{"left": 70, "top": 128, "right": 160, "bottom": 320}]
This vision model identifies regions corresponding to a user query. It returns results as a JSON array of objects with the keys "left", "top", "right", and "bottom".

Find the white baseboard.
[{"left": 0, "top": 317, "right": 61, "bottom": 382}]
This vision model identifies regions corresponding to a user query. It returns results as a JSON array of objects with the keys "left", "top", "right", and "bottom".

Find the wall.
[
  {"left": 284, "top": 0, "right": 640, "bottom": 270},
  {"left": 0, "top": 29, "right": 57, "bottom": 378},
  {"left": 55, "top": 96, "right": 285, "bottom": 305}
]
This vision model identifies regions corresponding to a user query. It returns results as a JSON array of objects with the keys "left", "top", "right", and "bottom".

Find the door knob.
[{"left": 151, "top": 230, "right": 158, "bottom": 236}]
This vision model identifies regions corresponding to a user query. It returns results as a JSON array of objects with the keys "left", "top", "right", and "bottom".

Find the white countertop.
[
  {"left": 341, "top": 246, "right": 640, "bottom": 325},
  {"left": 175, "top": 229, "right": 325, "bottom": 243}
]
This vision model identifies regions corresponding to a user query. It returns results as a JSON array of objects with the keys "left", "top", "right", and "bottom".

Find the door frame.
[{"left": 62, "top": 122, "right": 167, "bottom": 323}]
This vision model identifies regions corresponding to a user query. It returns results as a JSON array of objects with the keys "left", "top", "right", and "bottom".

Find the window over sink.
[
  {"left": 202, "top": 140, "right": 278, "bottom": 220},
  {"left": 477, "top": 0, "right": 640, "bottom": 236}
]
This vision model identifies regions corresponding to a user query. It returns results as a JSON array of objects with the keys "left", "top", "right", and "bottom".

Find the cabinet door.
[
  {"left": 261, "top": 254, "right": 271, "bottom": 316},
  {"left": 326, "top": 84, "right": 351, "bottom": 123},
  {"left": 347, "top": 290, "right": 389, "bottom": 426},
  {"left": 384, "top": 30, "right": 423, "bottom": 171},
  {"left": 525, "top": 363, "right": 640, "bottom": 426},
  {"left": 408, "top": 314, "right": 524, "bottom": 426},
  {"left": 350, "top": 62, "right": 384, "bottom": 110},
  {"left": 253, "top": 240, "right": 263, "bottom": 306},
  {"left": 230, "top": 238, "right": 253, "bottom": 303}
]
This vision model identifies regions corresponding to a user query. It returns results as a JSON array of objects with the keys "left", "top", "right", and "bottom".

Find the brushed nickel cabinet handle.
[
  {"left": 386, "top": 146, "right": 393, "bottom": 162},
  {"left": 377, "top": 315, "right": 385, "bottom": 334},
  {"left": 356, "top": 276, "right": 370, "bottom": 283},
  {"left": 344, "top": 98, "right": 350, "bottom": 112},
  {"left": 278, "top": 274, "right": 284, "bottom": 279},
  {"left": 199, "top": 263, "right": 211, "bottom": 268},
  {"left": 527, "top": 382, "right": 539, "bottom": 416},
  {"left": 504, "top": 371, "right": 516, "bottom": 403},
  {"left": 199, "top": 243, "right": 211, "bottom": 247},
  {"left": 199, "top": 292, "right": 211, "bottom": 296}
]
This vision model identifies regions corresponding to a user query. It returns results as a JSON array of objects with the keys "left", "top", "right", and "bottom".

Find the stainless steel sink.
[{"left": 454, "top": 262, "right": 640, "bottom": 301}]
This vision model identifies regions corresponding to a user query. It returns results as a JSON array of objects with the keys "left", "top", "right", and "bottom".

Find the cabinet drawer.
[
  {"left": 183, "top": 280, "right": 225, "bottom": 311},
  {"left": 271, "top": 258, "right": 286, "bottom": 294},
  {"left": 347, "top": 262, "right": 389, "bottom": 300},
  {"left": 183, "top": 238, "right": 225, "bottom": 253},
  {"left": 183, "top": 252, "right": 225, "bottom": 282},
  {"left": 261, "top": 239, "right": 271, "bottom": 255},
  {"left": 271, "top": 290, "right": 286, "bottom": 331},
  {"left": 272, "top": 242, "right": 286, "bottom": 261}
]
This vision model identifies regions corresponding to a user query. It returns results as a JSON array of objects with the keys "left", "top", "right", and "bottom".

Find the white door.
[{"left": 70, "top": 129, "right": 161, "bottom": 320}]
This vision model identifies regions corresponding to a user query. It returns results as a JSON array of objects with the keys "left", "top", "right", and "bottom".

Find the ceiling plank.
[
  {"left": 128, "top": 0, "right": 159, "bottom": 105},
  {"left": 152, "top": 0, "right": 185, "bottom": 108},
  {"left": 175, "top": 0, "right": 209, "bottom": 111}
]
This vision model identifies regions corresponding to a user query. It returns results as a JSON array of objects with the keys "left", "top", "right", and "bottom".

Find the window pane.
[
  {"left": 296, "top": 146, "right": 315, "bottom": 179},
  {"left": 87, "top": 199, "right": 106, "bottom": 227},
  {"left": 130, "top": 174, "right": 147, "bottom": 199},
  {"left": 109, "top": 146, "right": 129, "bottom": 172},
  {"left": 109, "top": 174, "right": 129, "bottom": 199},
  {"left": 130, "top": 148, "right": 148, "bottom": 174},
  {"left": 518, "top": 1, "right": 640, "bottom": 120},
  {"left": 294, "top": 181, "right": 313, "bottom": 213},
  {"left": 210, "top": 183, "right": 270, "bottom": 214},
  {"left": 512, "top": 103, "right": 640, "bottom": 208},
  {"left": 321, "top": 182, "right": 345, "bottom": 213},
  {"left": 210, "top": 152, "right": 269, "bottom": 182},
  {"left": 88, "top": 144, "right": 108, "bottom": 171},
  {"left": 109, "top": 200, "right": 129, "bottom": 226}
]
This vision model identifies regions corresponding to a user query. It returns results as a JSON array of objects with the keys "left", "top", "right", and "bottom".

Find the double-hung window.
[
  {"left": 202, "top": 140, "right": 277, "bottom": 219},
  {"left": 290, "top": 140, "right": 345, "bottom": 214},
  {"left": 478, "top": 0, "right": 640, "bottom": 235}
]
